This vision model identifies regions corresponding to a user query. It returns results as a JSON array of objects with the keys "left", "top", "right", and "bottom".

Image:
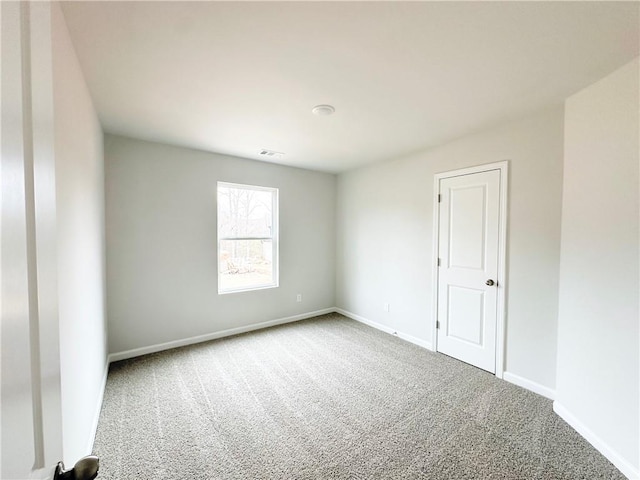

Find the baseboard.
[
  {"left": 108, "top": 308, "right": 335, "bottom": 362},
  {"left": 503, "top": 371, "right": 555, "bottom": 400},
  {"left": 553, "top": 401, "right": 639, "bottom": 479},
  {"left": 335, "top": 308, "right": 433, "bottom": 351},
  {"left": 86, "top": 356, "right": 109, "bottom": 455}
]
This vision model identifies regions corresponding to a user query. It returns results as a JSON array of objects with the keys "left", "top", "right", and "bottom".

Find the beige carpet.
[{"left": 93, "top": 313, "right": 624, "bottom": 479}]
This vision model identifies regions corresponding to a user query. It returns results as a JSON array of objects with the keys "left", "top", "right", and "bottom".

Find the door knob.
[
  {"left": 54, "top": 455, "right": 99, "bottom": 480},
  {"left": 486, "top": 279, "right": 495, "bottom": 286}
]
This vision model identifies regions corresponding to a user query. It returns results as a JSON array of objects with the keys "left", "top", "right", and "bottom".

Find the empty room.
[{"left": 2, "top": 1, "right": 639, "bottom": 479}]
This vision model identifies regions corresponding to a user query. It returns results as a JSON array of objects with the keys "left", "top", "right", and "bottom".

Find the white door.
[
  {"left": 2, "top": 2, "right": 64, "bottom": 479},
  {"left": 436, "top": 168, "right": 501, "bottom": 373}
]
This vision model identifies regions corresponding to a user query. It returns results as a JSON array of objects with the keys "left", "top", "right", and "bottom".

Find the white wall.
[
  {"left": 52, "top": 3, "right": 108, "bottom": 466},
  {"left": 555, "top": 58, "right": 639, "bottom": 478},
  {"left": 336, "top": 106, "right": 564, "bottom": 392},
  {"left": 105, "top": 135, "right": 336, "bottom": 354}
]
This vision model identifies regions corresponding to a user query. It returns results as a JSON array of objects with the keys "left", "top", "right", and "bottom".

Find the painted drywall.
[
  {"left": 336, "top": 106, "right": 564, "bottom": 391},
  {"left": 556, "top": 58, "right": 639, "bottom": 477},
  {"left": 52, "top": 3, "right": 108, "bottom": 465},
  {"left": 105, "top": 135, "right": 336, "bottom": 354}
]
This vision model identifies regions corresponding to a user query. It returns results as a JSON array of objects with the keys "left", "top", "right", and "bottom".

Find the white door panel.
[
  {"left": 436, "top": 169, "right": 501, "bottom": 373},
  {"left": 449, "top": 185, "right": 487, "bottom": 270},
  {"left": 447, "top": 285, "right": 484, "bottom": 345},
  {"left": 2, "top": 3, "right": 63, "bottom": 478}
]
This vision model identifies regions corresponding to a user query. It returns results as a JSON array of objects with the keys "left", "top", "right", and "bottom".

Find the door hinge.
[
  {"left": 437, "top": 258, "right": 441, "bottom": 267},
  {"left": 437, "top": 194, "right": 441, "bottom": 203},
  {"left": 436, "top": 321, "right": 440, "bottom": 329}
]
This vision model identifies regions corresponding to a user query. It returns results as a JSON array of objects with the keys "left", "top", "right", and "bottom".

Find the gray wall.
[
  {"left": 52, "top": 3, "right": 108, "bottom": 465},
  {"left": 105, "top": 135, "right": 336, "bottom": 354},
  {"left": 336, "top": 106, "right": 564, "bottom": 391},
  {"left": 556, "top": 58, "right": 639, "bottom": 476}
]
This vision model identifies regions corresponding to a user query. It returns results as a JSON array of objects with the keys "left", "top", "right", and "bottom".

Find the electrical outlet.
[
  {"left": 384, "top": 303, "right": 390, "bottom": 312},
  {"left": 296, "top": 294, "right": 302, "bottom": 302}
]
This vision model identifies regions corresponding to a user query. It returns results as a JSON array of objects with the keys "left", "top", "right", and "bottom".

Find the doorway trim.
[{"left": 431, "top": 160, "right": 509, "bottom": 379}]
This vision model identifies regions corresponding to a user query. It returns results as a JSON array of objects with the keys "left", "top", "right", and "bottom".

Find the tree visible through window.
[{"left": 217, "top": 182, "right": 278, "bottom": 293}]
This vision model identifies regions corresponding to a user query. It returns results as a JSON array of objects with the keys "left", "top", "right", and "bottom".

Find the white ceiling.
[{"left": 61, "top": 1, "right": 639, "bottom": 173}]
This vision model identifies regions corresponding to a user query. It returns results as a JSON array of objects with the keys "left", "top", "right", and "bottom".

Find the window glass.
[{"left": 217, "top": 183, "right": 278, "bottom": 293}]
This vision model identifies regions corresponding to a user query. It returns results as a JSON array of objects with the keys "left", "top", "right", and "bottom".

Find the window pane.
[
  {"left": 218, "top": 186, "right": 273, "bottom": 238},
  {"left": 219, "top": 239, "right": 274, "bottom": 291}
]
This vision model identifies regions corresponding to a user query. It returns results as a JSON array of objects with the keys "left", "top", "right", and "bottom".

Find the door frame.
[{"left": 431, "top": 161, "right": 509, "bottom": 379}]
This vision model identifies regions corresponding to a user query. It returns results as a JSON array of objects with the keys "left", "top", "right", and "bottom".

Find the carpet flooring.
[{"left": 93, "top": 313, "right": 624, "bottom": 479}]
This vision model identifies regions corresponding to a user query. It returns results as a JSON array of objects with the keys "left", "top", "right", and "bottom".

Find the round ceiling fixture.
[{"left": 312, "top": 104, "right": 335, "bottom": 116}]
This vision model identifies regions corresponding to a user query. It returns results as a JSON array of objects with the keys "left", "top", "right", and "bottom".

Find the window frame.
[{"left": 216, "top": 181, "right": 279, "bottom": 294}]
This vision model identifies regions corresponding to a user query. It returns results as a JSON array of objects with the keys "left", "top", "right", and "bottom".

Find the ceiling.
[{"left": 61, "top": 1, "right": 639, "bottom": 173}]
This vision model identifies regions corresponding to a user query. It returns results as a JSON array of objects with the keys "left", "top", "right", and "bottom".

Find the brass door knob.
[{"left": 486, "top": 279, "right": 495, "bottom": 286}]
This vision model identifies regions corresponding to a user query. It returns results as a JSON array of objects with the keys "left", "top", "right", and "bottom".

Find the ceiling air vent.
[{"left": 259, "top": 149, "right": 284, "bottom": 159}]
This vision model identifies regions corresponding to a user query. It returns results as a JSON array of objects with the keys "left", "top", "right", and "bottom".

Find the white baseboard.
[
  {"left": 108, "top": 308, "right": 335, "bottom": 363},
  {"left": 503, "top": 371, "right": 555, "bottom": 400},
  {"left": 335, "top": 308, "right": 433, "bottom": 351},
  {"left": 86, "top": 356, "right": 109, "bottom": 455},
  {"left": 553, "top": 401, "right": 639, "bottom": 480}
]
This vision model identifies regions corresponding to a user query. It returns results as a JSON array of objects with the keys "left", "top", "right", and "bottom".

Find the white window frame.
[{"left": 217, "top": 181, "right": 279, "bottom": 294}]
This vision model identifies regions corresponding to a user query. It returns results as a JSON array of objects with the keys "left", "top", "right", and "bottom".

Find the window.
[{"left": 217, "top": 182, "right": 278, "bottom": 293}]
